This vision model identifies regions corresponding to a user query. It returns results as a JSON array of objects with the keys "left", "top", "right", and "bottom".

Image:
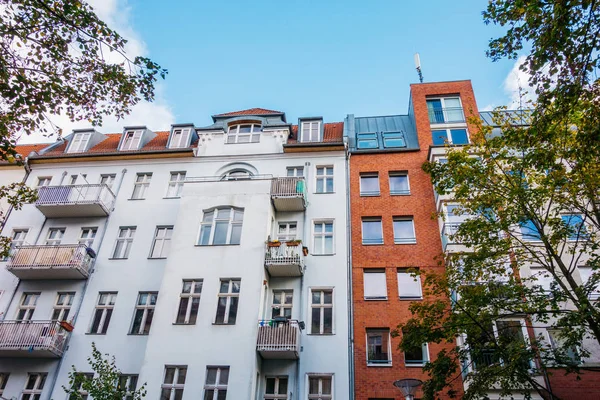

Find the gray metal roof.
[{"left": 347, "top": 114, "right": 418, "bottom": 152}]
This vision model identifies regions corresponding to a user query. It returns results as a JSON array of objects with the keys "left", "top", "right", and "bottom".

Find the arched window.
[
  {"left": 198, "top": 207, "right": 244, "bottom": 245},
  {"left": 220, "top": 169, "right": 253, "bottom": 181},
  {"left": 226, "top": 123, "right": 262, "bottom": 144}
]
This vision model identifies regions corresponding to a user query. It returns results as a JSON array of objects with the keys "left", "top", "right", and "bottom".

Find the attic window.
[
  {"left": 227, "top": 124, "right": 261, "bottom": 144},
  {"left": 300, "top": 121, "right": 321, "bottom": 142},
  {"left": 382, "top": 131, "right": 406, "bottom": 148},
  {"left": 357, "top": 132, "right": 378, "bottom": 149},
  {"left": 170, "top": 128, "right": 191, "bottom": 148},
  {"left": 67, "top": 132, "right": 91, "bottom": 153},
  {"left": 121, "top": 130, "right": 143, "bottom": 151}
]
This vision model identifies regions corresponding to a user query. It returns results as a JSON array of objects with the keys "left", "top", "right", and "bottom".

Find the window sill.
[
  {"left": 311, "top": 253, "right": 335, "bottom": 256},
  {"left": 394, "top": 241, "right": 417, "bottom": 245},
  {"left": 360, "top": 193, "right": 380, "bottom": 197},
  {"left": 163, "top": 197, "right": 181, "bottom": 199},
  {"left": 212, "top": 322, "right": 236, "bottom": 326},
  {"left": 364, "top": 297, "right": 388, "bottom": 301},
  {"left": 148, "top": 257, "right": 167, "bottom": 260},
  {"left": 405, "top": 362, "right": 427, "bottom": 367},
  {"left": 314, "top": 192, "right": 335, "bottom": 194},
  {"left": 172, "top": 322, "right": 196, "bottom": 326},
  {"left": 391, "top": 193, "right": 411, "bottom": 196},
  {"left": 306, "top": 333, "right": 335, "bottom": 336},
  {"left": 85, "top": 333, "right": 106, "bottom": 335},
  {"left": 195, "top": 244, "right": 240, "bottom": 247},
  {"left": 362, "top": 242, "right": 384, "bottom": 246},
  {"left": 399, "top": 296, "right": 423, "bottom": 301},
  {"left": 367, "top": 363, "right": 393, "bottom": 367},
  {"left": 108, "top": 258, "right": 129, "bottom": 260},
  {"left": 128, "top": 198, "right": 146, "bottom": 201},
  {"left": 127, "top": 333, "right": 149, "bottom": 336}
]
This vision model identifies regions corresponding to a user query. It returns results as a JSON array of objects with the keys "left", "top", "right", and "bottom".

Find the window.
[
  {"left": 100, "top": 174, "right": 116, "bottom": 189},
  {"left": 203, "top": 366, "right": 229, "bottom": 400},
  {"left": 271, "top": 290, "right": 293, "bottom": 319},
  {"left": 531, "top": 267, "right": 553, "bottom": 293},
  {"left": 7, "top": 228, "right": 28, "bottom": 257},
  {"left": 265, "top": 376, "right": 288, "bottom": 400},
  {"left": 0, "top": 373, "right": 9, "bottom": 397},
  {"left": 112, "top": 227, "right": 136, "bottom": 259},
  {"left": 313, "top": 221, "right": 334, "bottom": 255},
  {"left": 300, "top": 121, "right": 321, "bottom": 142},
  {"left": 69, "top": 175, "right": 79, "bottom": 185},
  {"left": 16, "top": 293, "right": 39, "bottom": 321},
  {"left": 131, "top": 173, "right": 152, "bottom": 199},
  {"left": 121, "top": 130, "right": 143, "bottom": 151},
  {"left": 357, "top": 132, "right": 378, "bottom": 149},
  {"left": 221, "top": 169, "right": 253, "bottom": 181},
  {"left": 45, "top": 228, "right": 65, "bottom": 245},
  {"left": 307, "top": 375, "right": 332, "bottom": 400},
  {"left": 227, "top": 124, "right": 261, "bottom": 143},
  {"left": 367, "top": 329, "right": 392, "bottom": 365},
  {"left": 363, "top": 270, "right": 387, "bottom": 300},
  {"left": 21, "top": 373, "right": 47, "bottom": 400},
  {"left": 89, "top": 292, "right": 117, "bottom": 334},
  {"left": 359, "top": 173, "right": 380, "bottom": 196},
  {"left": 427, "top": 97, "right": 464, "bottom": 123},
  {"left": 68, "top": 132, "right": 92, "bottom": 153},
  {"left": 79, "top": 228, "right": 97, "bottom": 247},
  {"left": 169, "top": 128, "right": 191, "bottom": 148},
  {"left": 382, "top": 131, "right": 406, "bottom": 148},
  {"left": 166, "top": 172, "right": 186, "bottom": 198},
  {"left": 520, "top": 219, "right": 541, "bottom": 241},
  {"left": 397, "top": 269, "right": 422, "bottom": 299},
  {"left": 403, "top": 329, "right": 429, "bottom": 365},
  {"left": 176, "top": 280, "right": 202, "bottom": 324},
  {"left": 562, "top": 214, "right": 587, "bottom": 241},
  {"left": 198, "top": 207, "right": 243, "bottom": 246},
  {"left": 130, "top": 292, "right": 157, "bottom": 335},
  {"left": 286, "top": 166, "right": 304, "bottom": 177},
  {"left": 393, "top": 218, "right": 416, "bottom": 244},
  {"left": 161, "top": 366, "right": 186, "bottom": 400},
  {"left": 389, "top": 172, "right": 410, "bottom": 195},
  {"left": 277, "top": 222, "right": 297, "bottom": 242},
  {"left": 431, "top": 128, "right": 469, "bottom": 146},
  {"left": 316, "top": 166, "right": 334, "bottom": 193},
  {"left": 51, "top": 292, "right": 74, "bottom": 321},
  {"left": 495, "top": 320, "right": 531, "bottom": 368},
  {"left": 548, "top": 329, "right": 579, "bottom": 364},
  {"left": 310, "top": 289, "right": 333, "bottom": 334},
  {"left": 578, "top": 266, "right": 600, "bottom": 299},
  {"left": 69, "top": 373, "right": 93, "bottom": 400},
  {"left": 37, "top": 177, "right": 51, "bottom": 187},
  {"left": 118, "top": 375, "right": 139, "bottom": 400},
  {"left": 362, "top": 218, "right": 383, "bottom": 245},
  {"left": 150, "top": 227, "right": 173, "bottom": 258},
  {"left": 215, "top": 279, "right": 240, "bottom": 324}
]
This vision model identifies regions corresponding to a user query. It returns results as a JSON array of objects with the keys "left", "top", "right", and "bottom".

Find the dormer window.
[
  {"left": 121, "top": 130, "right": 143, "bottom": 151},
  {"left": 67, "top": 132, "right": 91, "bottom": 153},
  {"left": 227, "top": 124, "right": 261, "bottom": 144},
  {"left": 300, "top": 121, "right": 321, "bottom": 142},
  {"left": 169, "top": 128, "right": 191, "bottom": 148}
]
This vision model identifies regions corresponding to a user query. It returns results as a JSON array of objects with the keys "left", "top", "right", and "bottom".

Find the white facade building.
[{"left": 0, "top": 108, "right": 350, "bottom": 400}]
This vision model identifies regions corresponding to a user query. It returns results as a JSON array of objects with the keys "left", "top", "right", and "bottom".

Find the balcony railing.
[
  {"left": 264, "top": 243, "right": 304, "bottom": 277},
  {"left": 0, "top": 320, "right": 69, "bottom": 358},
  {"left": 270, "top": 177, "right": 307, "bottom": 211},
  {"left": 36, "top": 184, "right": 115, "bottom": 218},
  {"left": 7, "top": 244, "right": 93, "bottom": 279},
  {"left": 441, "top": 222, "right": 462, "bottom": 250},
  {"left": 428, "top": 107, "right": 465, "bottom": 124},
  {"left": 256, "top": 319, "right": 300, "bottom": 359}
]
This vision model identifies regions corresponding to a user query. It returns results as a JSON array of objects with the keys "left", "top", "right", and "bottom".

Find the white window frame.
[
  {"left": 530, "top": 267, "right": 553, "bottom": 294},
  {"left": 203, "top": 366, "right": 229, "bottom": 400},
  {"left": 0, "top": 373, "right": 9, "bottom": 397},
  {"left": 363, "top": 269, "right": 387, "bottom": 300},
  {"left": 176, "top": 280, "right": 202, "bottom": 324},
  {"left": 78, "top": 227, "right": 97, "bottom": 247},
  {"left": 8, "top": 228, "right": 29, "bottom": 257},
  {"left": 361, "top": 217, "right": 383, "bottom": 245},
  {"left": 300, "top": 121, "right": 321, "bottom": 142},
  {"left": 313, "top": 220, "right": 334, "bottom": 255},
  {"left": 431, "top": 128, "right": 470, "bottom": 145},
  {"left": 546, "top": 329, "right": 580, "bottom": 365},
  {"left": 129, "top": 292, "right": 157, "bottom": 335},
  {"left": 118, "top": 374, "right": 138, "bottom": 400},
  {"left": 306, "top": 374, "right": 333, "bottom": 400},
  {"left": 45, "top": 227, "right": 65, "bottom": 245},
  {"left": 160, "top": 366, "right": 187, "bottom": 400},
  {"left": 131, "top": 173, "right": 152, "bottom": 199},
  {"left": 198, "top": 207, "right": 244, "bottom": 246},
  {"left": 393, "top": 217, "right": 416, "bottom": 244},
  {"left": 315, "top": 166, "right": 334, "bottom": 193},
  {"left": 226, "top": 124, "right": 261, "bottom": 144},
  {"left": 150, "top": 226, "right": 173, "bottom": 258},
  {"left": 67, "top": 132, "right": 92, "bottom": 153},
  {"left": 51, "top": 292, "right": 74, "bottom": 321},
  {"left": 277, "top": 222, "right": 297, "bottom": 242},
  {"left": 359, "top": 173, "right": 380, "bottom": 196},
  {"left": 404, "top": 340, "right": 430, "bottom": 367},
  {"left": 427, "top": 96, "right": 464, "bottom": 124},
  {"left": 389, "top": 172, "right": 410, "bottom": 195},
  {"left": 37, "top": 177, "right": 51, "bottom": 187},
  {"left": 215, "top": 279, "right": 241, "bottom": 325},
  {"left": 120, "top": 130, "right": 143, "bottom": 151},
  {"left": 309, "top": 288, "right": 334, "bottom": 335},
  {"left": 16, "top": 292, "right": 39, "bottom": 321},
  {"left": 166, "top": 172, "right": 186, "bottom": 198},
  {"left": 286, "top": 166, "right": 304, "bottom": 177},
  {"left": 271, "top": 290, "right": 293, "bottom": 319},
  {"left": 578, "top": 265, "right": 600, "bottom": 299},
  {"left": 366, "top": 328, "right": 392, "bottom": 366},
  {"left": 89, "top": 292, "right": 117, "bottom": 334},
  {"left": 169, "top": 128, "right": 191, "bottom": 149},
  {"left": 21, "top": 373, "right": 47, "bottom": 400},
  {"left": 100, "top": 174, "right": 116, "bottom": 189},
  {"left": 397, "top": 268, "right": 422, "bottom": 299},
  {"left": 264, "top": 376, "right": 288, "bottom": 400},
  {"left": 112, "top": 227, "right": 136, "bottom": 259}
]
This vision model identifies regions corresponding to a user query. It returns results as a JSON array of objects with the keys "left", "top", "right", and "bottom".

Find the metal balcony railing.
[
  {"left": 256, "top": 319, "right": 300, "bottom": 356},
  {"left": 441, "top": 222, "right": 462, "bottom": 250},
  {"left": 7, "top": 244, "right": 92, "bottom": 279},
  {"left": 428, "top": 107, "right": 465, "bottom": 124},
  {"left": 0, "top": 320, "right": 69, "bottom": 357},
  {"left": 36, "top": 184, "right": 115, "bottom": 216},
  {"left": 270, "top": 177, "right": 307, "bottom": 211},
  {"left": 264, "top": 243, "right": 304, "bottom": 277}
]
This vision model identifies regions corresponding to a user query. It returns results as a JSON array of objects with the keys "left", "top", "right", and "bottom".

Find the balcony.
[
  {"left": 441, "top": 222, "right": 462, "bottom": 251},
  {"left": 428, "top": 107, "right": 465, "bottom": 124},
  {"left": 271, "top": 177, "right": 306, "bottom": 212},
  {"left": 256, "top": 319, "right": 300, "bottom": 359},
  {"left": 36, "top": 184, "right": 115, "bottom": 218},
  {"left": 0, "top": 320, "right": 70, "bottom": 358},
  {"left": 7, "top": 244, "right": 93, "bottom": 280},
  {"left": 264, "top": 243, "right": 305, "bottom": 277}
]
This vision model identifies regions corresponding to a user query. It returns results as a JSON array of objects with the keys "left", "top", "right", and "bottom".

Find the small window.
[
  {"left": 382, "top": 131, "right": 406, "bottom": 148},
  {"left": 169, "top": 128, "right": 191, "bottom": 148},
  {"left": 272, "top": 290, "right": 293, "bottom": 319},
  {"left": 360, "top": 173, "right": 380, "bottom": 196},
  {"left": 227, "top": 124, "right": 261, "bottom": 144},
  {"left": 215, "top": 279, "right": 240, "bottom": 324},
  {"left": 300, "top": 121, "right": 321, "bottom": 142},
  {"left": 310, "top": 289, "right": 333, "bottom": 334},
  {"left": 21, "top": 373, "right": 47, "bottom": 400},
  {"left": 562, "top": 214, "right": 587, "bottom": 241},
  {"left": 286, "top": 166, "right": 304, "bottom": 177},
  {"left": 161, "top": 366, "right": 187, "bottom": 400},
  {"left": 431, "top": 128, "right": 469, "bottom": 146},
  {"left": 150, "top": 226, "right": 173, "bottom": 258},
  {"left": 118, "top": 375, "right": 139, "bottom": 400},
  {"left": 389, "top": 172, "right": 410, "bottom": 195},
  {"left": 402, "top": 329, "right": 429, "bottom": 365},
  {"left": 357, "top": 132, "right": 378, "bottom": 149},
  {"left": 367, "top": 329, "right": 392, "bottom": 365},
  {"left": 112, "top": 227, "right": 136, "bottom": 259},
  {"left": 393, "top": 218, "right": 416, "bottom": 244},
  {"left": 89, "top": 292, "right": 117, "bottom": 334},
  {"left": 9, "top": 229, "right": 28, "bottom": 253},
  {"left": 16, "top": 292, "right": 39, "bottom": 321},
  {"left": 132, "top": 173, "right": 152, "bottom": 199},
  {"left": 37, "top": 177, "right": 52, "bottom": 187},
  {"left": 313, "top": 221, "right": 334, "bottom": 255},
  {"left": 203, "top": 366, "right": 229, "bottom": 400},
  {"left": 221, "top": 169, "right": 253, "bottom": 181},
  {"left": 78, "top": 228, "right": 97, "bottom": 247},
  {"left": 176, "top": 280, "right": 202, "bottom": 324},
  {"left": 166, "top": 172, "right": 186, "bottom": 198},
  {"left": 362, "top": 218, "right": 383, "bottom": 245},
  {"left": 51, "top": 292, "right": 74, "bottom": 321},
  {"left": 363, "top": 269, "right": 387, "bottom": 300},
  {"left": 520, "top": 220, "right": 541, "bottom": 241},
  {"left": 45, "top": 228, "right": 65, "bottom": 246},
  {"left": 121, "top": 130, "right": 143, "bottom": 151},
  {"left": 397, "top": 269, "right": 422, "bottom": 299},
  {"left": 68, "top": 132, "right": 92, "bottom": 153},
  {"left": 307, "top": 375, "right": 332, "bottom": 400},
  {"left": 277, "top": 222, "right": 297, "bottom": 242},
  {"left": 198, "top": 207, "right": 244, "bottom": 246},
  {"left": 100, "top": 174, "right": 116, "bottom": 189},
  {"left": 427, "top": 97, "right": 464, "bottom": 124},
  {"left": 316, "top": 166, "right": 334, "bottom": 193},
  {"left": 265, "top": 376, "right": 288, "bottom": 400},
  {"left": 130, "top": 292, "right": 157, "bottom": 335}
]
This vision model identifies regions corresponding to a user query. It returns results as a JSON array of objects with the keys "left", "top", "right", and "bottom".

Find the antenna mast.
[{"left": 414, "top": 53, "right": 424, "bottom": 83}]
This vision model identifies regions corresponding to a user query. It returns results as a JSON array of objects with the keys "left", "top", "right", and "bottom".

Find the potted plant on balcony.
[
  {"left": 302, "top": 246, "right": 309, "bottom": 256},
  {"left": 59, "top": 320, "right": 74, "bottom": 332},
  {"left": 266, "top": 239, "right": 281, "bottom": 247},
  {"left": 286, "top": 239, "right": 302, "bottom": 246}
]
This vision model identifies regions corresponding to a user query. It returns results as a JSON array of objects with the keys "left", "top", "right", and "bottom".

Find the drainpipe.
[
  {"left": 45, "top": 168, "right": 127, "bottom": 400},
  {"left": 345, "top": 146, "right": 355, "bottom": 400}
]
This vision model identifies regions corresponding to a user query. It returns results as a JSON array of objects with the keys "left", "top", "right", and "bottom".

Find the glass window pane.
[
  {"left": 228, "top": 297, "right": 239, "bottom": 324},
  {"left": 230, "top": 224, "right": 242, "bottom": 245},
  {"left": 173, "top": 389, "right": 183, "bottom": 400},
  {"left": 394, "top": 220, "right": 415, "bottom": 242},
  {"left": 323, "top": 308, "right": 333, "bottom": 333},
  {"left": 390, "top": 175, "right": 409, "bottom": 194},
  {"left": 309, "top": 378, "right": 319, "bottom": 394},
  {"left": 321, "top": 378, "right": 332, "bottom": 394},
  {"left": 362, "top": 220, "right": 383, "bottom": 243},
  {"left": 206, "top": 368, "right": 217, "bottom": 385},
  {"left": 164, "top": 368, "right": 175, "bottom": 384},
  {"left": 431, "top": 130, "right": 448, "bottom": 146},
  {"left": 176, "top": 298, "right": 189, "bottom": 324},
  {"left": 324, "top": 291, "right": 332, "bottom": 304},
  {"left": 213, "top": 222, "right": 228, "bottom": 244},
  {"left": 231, "top": 280, "right": 241, "bottom": 293},
  {"left": 312, "top": 291, "right": 321, "bottom": 304},
  {"left": 215, "top": 298, "right": 227, "bottom": 323},
  {"left": 324, "top": 236, "right": 333, "bottom": 253},
  {"left": 189, "top": 298, "right": 200, "bottom": 324},
  {"left": 160, "top": 389, "right": 171, "bottom": 400},
  {"left": 326, "top": 178, "right": 334, "bottom": 192},
  {"left": 218, "top": 368, "right": 229, "bottom": 384},
  {"left": 450, "top": 129, "right": 469, "bottom": 145},
  {"left": 360, "top": 176, "right": 379, "bottom": 194},
  {"left": 177, "top": 368, "right": 187, "bottom": 384},
  {"left": 311, "top": 308, "right": 320, "bottom": 334},
  {"left": 279, "top": 378, "right": 288, "bottom": 394},
  {"left": 217, "top": 209, "right": 231, "bottom": 219}
]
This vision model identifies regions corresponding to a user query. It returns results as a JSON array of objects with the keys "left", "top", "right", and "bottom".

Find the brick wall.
[{"left": 547, "top": 368, "right": 600, "bottom": 400}]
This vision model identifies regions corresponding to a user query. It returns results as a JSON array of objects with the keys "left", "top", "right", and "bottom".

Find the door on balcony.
[
  {"left": 277, "top": 223, "right": 297, "bottom": 242},
  {"left": 16, "top": 293, "right": 39, "bottom": 321},
  {"left": 265, "top": 376, "right": 288, "bottom": 400},
  {"left": 271, "top": 290, "right": 293, "bottom": 319},
  {"left": 45, "top": 228, "right": 65, "bottom": 246}
]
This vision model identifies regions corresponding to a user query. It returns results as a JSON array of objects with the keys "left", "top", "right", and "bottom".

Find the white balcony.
[
  {"left": 441, "top": 222, "right": 464, "bottom": 253},
  {"left": 264, "top": 243, "right": 305, "bottom": 277},
  {"left": 271, "top": 177, "right": 307, "bottom": 211},
  {"left": 256, "top": 320, "right": 300, "bottom": 359},
  {"left": 36, "top": 184, "right": 115, "bottom": 218},
  {"left": 0, "top": 320, "right": 70, "bottom": 358},
  {"left": 7, "top": 244, "right": 93, "bottom": 279}
]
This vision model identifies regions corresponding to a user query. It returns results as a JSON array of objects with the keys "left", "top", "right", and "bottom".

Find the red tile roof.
[
  {"left": 213, "top": 108, "right": 284, "bottom": 117},
  {"left": 288, "top": 122, "right": 344, "bottom": 144},
  {"left": 15, "top": 144, "right": 49, "bottom": 157}
]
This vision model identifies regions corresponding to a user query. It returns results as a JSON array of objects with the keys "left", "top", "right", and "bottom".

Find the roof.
[
  {"left": 287, "top": 122, "right": 344, "bottom": 144},
  {"left": 15, "top": 143, "right": 49, "bottom": 158},
  {"left": 213, "top": 108, "right": 284, "bottom": 118},
  {"left": 348, "top": 114, "right": 418, "bottom": 151}
]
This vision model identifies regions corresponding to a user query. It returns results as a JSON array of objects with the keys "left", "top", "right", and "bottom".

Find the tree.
[{"left": 64, "top": 343, "right": 147, "bottom": 400}]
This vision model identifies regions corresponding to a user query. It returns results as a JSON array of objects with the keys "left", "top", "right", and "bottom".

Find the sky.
[{"left": 21, "top": 0, "right": 531, "bottom": 144}]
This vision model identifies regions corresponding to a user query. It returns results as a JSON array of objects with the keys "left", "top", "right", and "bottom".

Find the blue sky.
[{"left": 27, "top": 0, "right": 525, "bottom": 142}]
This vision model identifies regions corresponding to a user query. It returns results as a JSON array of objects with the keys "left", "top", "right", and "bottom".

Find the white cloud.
[
  {"left": 503, "top": 55, "right": 536, "bottom": 108},
  {"left": 18, "top": 0, "right": 174, "bottom": 144}
]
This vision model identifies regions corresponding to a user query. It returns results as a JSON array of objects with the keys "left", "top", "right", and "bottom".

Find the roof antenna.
[{"left": 414, "top": 53, "right": 424, "bottom": 83}]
